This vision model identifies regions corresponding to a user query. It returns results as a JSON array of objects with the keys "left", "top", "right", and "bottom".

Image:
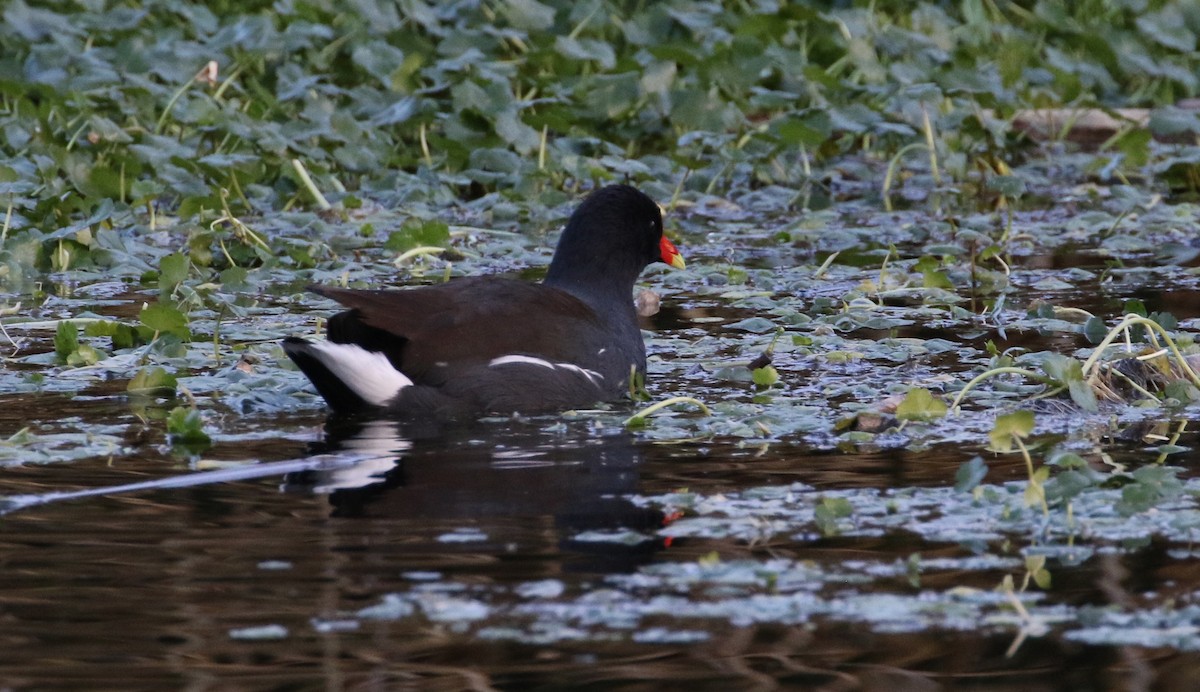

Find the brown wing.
[{"left": 311, "top": 278, "right": 611, "bottom": 382}]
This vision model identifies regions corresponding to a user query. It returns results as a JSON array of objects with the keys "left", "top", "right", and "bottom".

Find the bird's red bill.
[{"left": 659, "top": 236, "right": 686, "bottom": 269}]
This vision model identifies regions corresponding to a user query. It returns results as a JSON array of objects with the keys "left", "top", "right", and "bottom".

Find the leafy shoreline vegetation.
[
  {"left": 4, "top": 0, "right": 1200, "bottom": 656},
  {"left": 5, "top": 1, "right": 1200, "bottom": 235}
]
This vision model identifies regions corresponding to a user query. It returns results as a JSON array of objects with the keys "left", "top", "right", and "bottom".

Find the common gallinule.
[{"left": 283, "top": 184, "right": 685, "bottom": 419}]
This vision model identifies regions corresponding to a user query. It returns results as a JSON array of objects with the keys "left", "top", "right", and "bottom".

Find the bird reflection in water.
[{"left": 283, "top": 417, "right": 668, "bottom": 572}]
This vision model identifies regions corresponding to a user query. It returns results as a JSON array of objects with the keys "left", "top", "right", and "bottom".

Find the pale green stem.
[
  {"left": 623, "top": 396, "right": 711, "bottom": 427},
  {"left": 949, "top": 366, "right": 1050, "bottom": 411},
  {"left": 394, "top": 246, "right": 447, "bottom": 264},
  {"left": 291, "top": 159, "right": 332, "bottom": 211},
  {"left": 1081, "top": 314, "right": 1200, "bottom": 388}
]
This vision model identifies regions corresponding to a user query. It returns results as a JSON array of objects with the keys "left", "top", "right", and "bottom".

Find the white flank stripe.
[
  {"left": 553, "top": 362, "right": 604, "bottom": 385},
  {"left": 308, "top": 342, "right": 411, "bottom": 406},
  {"left": 488, "top": 354, "right": 603, "bottom": 385},
  {"left": 489, "top": 354, "right": 555, "bottom": 369}
]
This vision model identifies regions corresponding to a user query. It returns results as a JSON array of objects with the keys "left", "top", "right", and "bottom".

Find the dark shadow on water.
[{"left": 283, "top": 415, "right": 667, "bottom": 573}]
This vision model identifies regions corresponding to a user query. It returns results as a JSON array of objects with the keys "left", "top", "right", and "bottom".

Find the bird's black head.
[{"left": 544, "top": 185, "right": 682, "bottom": 301}]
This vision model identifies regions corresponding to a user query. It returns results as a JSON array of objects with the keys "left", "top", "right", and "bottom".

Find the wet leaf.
[
  {"left": 166, "top": 406, "right": 210, "bottom": 447},
  {"left": 54, "top": 321, "right": 79, "bottom": 362},
  {"left": 502, "top": 0, "right": 556, "bottom": 30},
  {"left": 954, "top": 456, "right": 988, "bottom": 492},
  {"left": 1148, "top": 106, "right": 1200, "bottom": 137},
  {"left": 1024, "top": 466, "right": 1049, "bottom": 510},
  {"left": 159, "top": 253, "right": 189, "bottom": 294},
  {"left": 774, "top": 111, "right": 832, "bottom": 146},
  {"left": 1163, "top": 381, "right": 1200, "bottom": 404},
  {"left": 386, "top": 220, "right": 451, "bottom": 253},
  {"left": 985, "top": 175, "right": 1026, "bottom": 197},
  {"left": 988, "top": 410, "right": 1034, "bottom": 453},
  {"left": 140, "top": 303, "right": 190, "bottom": 340},
  {"left": 555, "top": 36, "right": 616, "bottom": 69},
  {"left": 128, "top": 366, "right": 178, "bottom": 396},
  {"left": 1040, "top": 353, "right": 1084, "bottom": 385},
  {"left": 751, "top": 365, "right": 778, "bottom": 388},
  {"left": 1067, "top": 380, "right": 1099, "bottom": 412},
  {"left": 1083, "top": 316, "right": 1108, "bottom": 344},
  {"left": 1116, "top": 466, "right": 1183, "bottom": 516},
  {"left": 814, "top": 497, "right": 853, "bottom": 536},
  {"left": 727, "top": 317, "right": 777, "bottom": 334},
  {"left": 895, "top": 388, "right": 947, "bottom": 422}
]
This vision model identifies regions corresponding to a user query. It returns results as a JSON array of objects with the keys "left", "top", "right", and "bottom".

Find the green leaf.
[
  {"left": 921, "top": 269, "right": 953, "bottom": 289},
  {"left": 555, "top": 36, "right": 616, "bottom": 69},
  {"left": 220, "top": 266, "right": 249, "bottom": 290},
  {"left": 774, "top": 111, "right": 833, "bottom": 146},
  {"left": 1124, "top": 299, "right": 1148, "bottom": 317},
  {"left": 985, "top": 175, "right": 1026, "bottom": 197},
  {"left": 1136, "top": 8, "right": 1197, "bottom": 53},
  {"left": 639, "top": 61, "right": 677, "bottom": 96},
  {"left": 1116, "top": 466, "right": 1183, "bottom": 516},
  {"left": 988, "top": 410, "right": 1034, "bottom": 453},
  {"left": 1047, "top": 451, "right": 1088, "bottom": 469},
  {"left": 85, "top": 320, "right": 142, "bottom": 350},
  {"left": 128, "top": 366, "right": 177, "bottom": 396},
  {"left": 751, "top": 365, "right": 779, "bottom": 388},
  {"left": 727, "top": 317, "right": 777, "bottom": 333},
  {"left": 351, "top": 40, "right": 407, "bottom": 86},
  {"left": 1083, "top": 316, "right": 1108, "bottom": 344},
  {"left": 954, "top": 456, "right": 988, "bottom": 492},
  {"left": 159, "top": 252, "right": 188, "bottom": 294},
  {"left": 1163, "top": 380, "right": 1200, "bottom": 404},
  {"left": 1044, "top": 469, "right": 1095, "bottom": 503},
  {"left": 140, "top": 303, "right": 190, "bottom": 339},
  {"left": 1114, "top": 129, "right": 1152, "bottom": 167},
  {"left": 1067, "top": 379, "right": 1099, "bottom": 412},
  {"left": 1024, "top": 466, "right": 1049, "bottom": 509},
  {"left": 1148, "top": 107, "right": 1200, "bottom": 137},
  {"left": 582, "top": 72, "right": 641, "bottom": 120},
  {"left": 66, "top": 343, "right": 102, "bottom": 367},
  {"left": 1148, "top": 311, "right": 1178, "bottom": 331},
  {"left": 895, "top": 388, "right": 947, "bottom": 422},
  {"left": 502, "top": 0, "right": 556, "bottom": 30},
  {"left": 54, "top": 321, "right": 79, "bottom": 362},
  {"left": 1040, "top": 353, "right": 1084, "bottom": 385},
  {"left": 494, "top": 109, "right": 540, "bottom": 153},
  {"left": 166, "top": 406, "right": 211, "bottom": 447},
  {"left": 385, "top": 220, "right": 451, "bottom": 253},
  {"left": 814, "top": 496, "right": 853, "bottom": 536}
]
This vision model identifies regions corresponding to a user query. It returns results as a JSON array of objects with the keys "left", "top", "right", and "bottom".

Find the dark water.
[
  {"left": 2, "top": 404, "right": 1199, "bottom": 690},
  {"left": 6, "top": 253, "right": 1200, "bottom": 689}
]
